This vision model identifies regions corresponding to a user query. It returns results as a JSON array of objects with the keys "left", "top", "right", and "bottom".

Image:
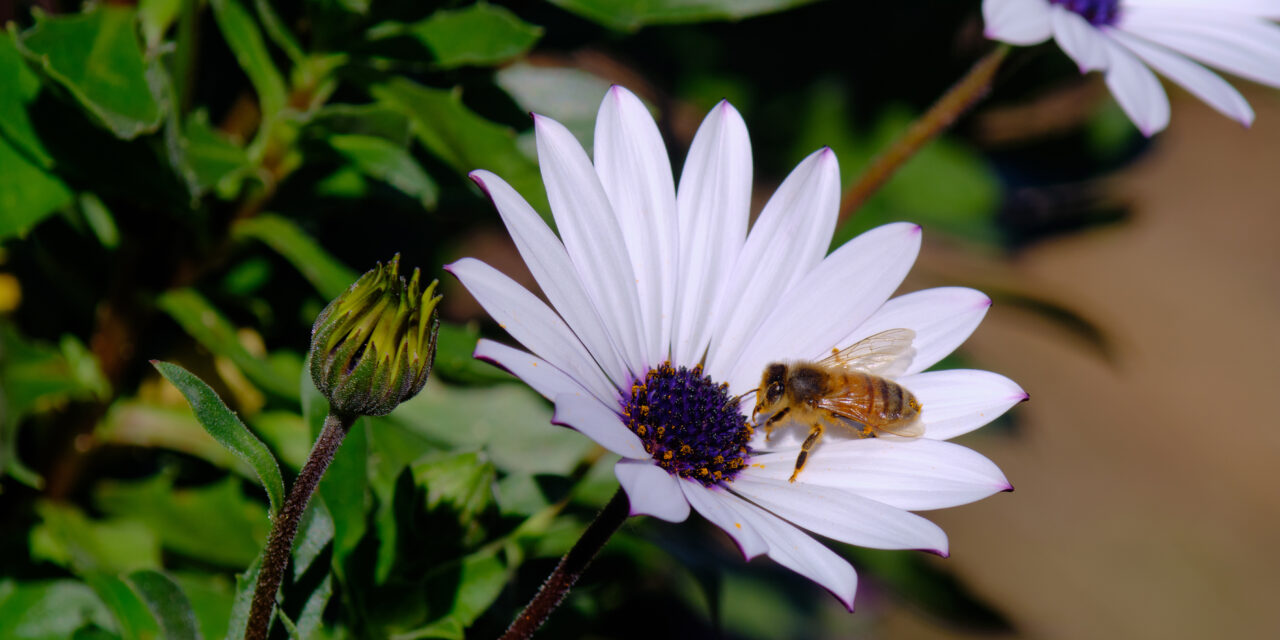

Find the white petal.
[
  {"left": 1101, "top": 36, "right": 1171, "bottom": 136},
  {"left": 705, "top": 148, "right": 841, "bottom": 383},
  {"left": 1125, "top": 0, "right": 1280, "bottom": 18},
  {"left": 474, "top": 339, "right": 592, "bottom": 402},
  {"left": 1118, "top": 9, "right": 1280, "bottom": 87},
  {"left": 724, "top": 223, "right": 922, "bottom": 394},
  {"left": 983, "top": 0, "right": 1053, "bottom": 45},
  {"left": 721, "top": 496, "right": 858, "bottom": 611},
  {"left": 615, "top": 459, "right": 690, "bottom": 522},
  {"left": 672, "top": 101, "right": 752, "bottom": 368},
  {"left": 841, "top": 287, "right": 992, "bottom": 377},
  {"left": 534, "top": 114, "right": 650, "bottom": 374},
  {"left": 731, "top": 475, "right": 950, "bottom": 555},
  {"left": 594, "top": 87, "right": 678, "bottom": 364},
  {"left": 1108, "top": 30, "right": 1254, "bottom": 127},
  {"left": 447, "top": 258, "right": 617, "bottom": 404},
  {"left": 551, "top": 392, "right": 650, "bottom": 459},
  {"left": 681, "top": 481, "right": 768, "bottom": 559},
  {"left": 898, "top": 369, "right": 1028, "bottom": 441},
  {"left": 747, "top": 438, "right": 1012, "bottom": 511},
  {"left": 1051, "top": 5, "right": 1110, "bottom": 71},
  {"left": 470, "top": 171, "right": 631, "bottom": 388}
]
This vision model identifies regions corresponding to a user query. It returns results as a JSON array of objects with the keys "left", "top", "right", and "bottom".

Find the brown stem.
[
  {"left": 245, "top": 411, "right": 354, "bottom": 640},
  {"left": 838, "top": 44, "right": 1011, "bottom": 223},
  {"left": 499, "top": 489, "right": 630, "bottom": 640}
]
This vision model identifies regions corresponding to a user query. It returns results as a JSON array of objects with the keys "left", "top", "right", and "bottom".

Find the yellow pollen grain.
[{"left": 734, "top": 522, "right": 742, "bottom": 529}]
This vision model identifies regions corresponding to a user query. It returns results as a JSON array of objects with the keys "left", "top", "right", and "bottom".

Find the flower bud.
[{"left": 310, "top": 255, "right": 441, "bottom": 417}]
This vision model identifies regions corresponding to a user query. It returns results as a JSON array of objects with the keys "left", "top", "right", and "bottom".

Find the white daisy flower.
[
  {"left": 983, "top": 0, "right": 1280, "bottom": 134},
  {"left": 448, "top": 86, "right": 1024, "bottom": 610}
]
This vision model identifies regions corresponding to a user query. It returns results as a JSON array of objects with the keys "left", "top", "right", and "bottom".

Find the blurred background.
[{"left": 1, "top": 0, "right": 1277, "bottom": 638}]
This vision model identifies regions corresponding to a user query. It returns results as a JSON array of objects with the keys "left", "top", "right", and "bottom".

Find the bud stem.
[
  {"left": 499, "top": 489, "right": 630, "bottom": 640},
  {"left": 838, "top": 43, "right": 1011, "bottom": 222},
  {"left": 245, "top": 411, "right": 355, "bottom": 640}
]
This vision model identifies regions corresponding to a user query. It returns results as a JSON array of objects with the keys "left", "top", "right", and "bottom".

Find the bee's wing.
[
  {"left": 876, "top": 416, "right": 924, "bottom": 439},
  {"left": 814, "top": 394, "right": 871, "bottom": 426},
  {"left": 817, "top": 328, "right": 917, "bottom": 376}
]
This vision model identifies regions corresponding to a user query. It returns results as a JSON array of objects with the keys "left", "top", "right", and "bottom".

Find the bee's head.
[{"left": 754, "top": 363, "right": 788, "bottom": 416}]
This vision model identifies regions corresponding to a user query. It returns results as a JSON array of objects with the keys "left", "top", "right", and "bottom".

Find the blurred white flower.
[
  {"left": 983, "top": 0, "right": 1280, "bottom": 134},
  {"left": 450, "top": 86, "right": 1023, "bottom": 609}
]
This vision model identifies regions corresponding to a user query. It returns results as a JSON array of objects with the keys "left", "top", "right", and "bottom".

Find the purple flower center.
[
  {"left": 1051, "top": 0, "right": 1120, "bottom": 26},
  {"left": 622, "top": 363, "right": 752, "bottom": 486}
]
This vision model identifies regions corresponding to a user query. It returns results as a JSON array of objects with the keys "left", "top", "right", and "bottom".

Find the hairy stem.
[
  {"left": 500, "top": 489, "right": 630, "bottom": 640},
  {"left": 839, "top": 44, "right": 1011, "bottom": 222},
  {"left": 245, "top": 411, "right": 354, "bottom": 640}
]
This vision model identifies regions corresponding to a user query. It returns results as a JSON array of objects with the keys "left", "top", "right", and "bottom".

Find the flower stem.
[
  {"left": 500, "top": 489, "right": 630, "bottom": 640},
  {"left": 245, "top": 411, "right": 355, "bottom": 640},
  {"left": 838, "top": 43, "right": 1011, "bottom": 222}
]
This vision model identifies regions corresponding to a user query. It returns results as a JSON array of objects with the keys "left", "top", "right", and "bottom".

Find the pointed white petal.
[
  {"left": 899, "top": 369, "right": 1028, "bottom": 440},
  {"left": 535, "top": 114, "right": 650, "bottom": 374},
  {"left": 1118, "top": 9, "right": 1280, "bottom": 87},
  {"left": 681, "top": 481, "right": 768, "bottom": 559},
  {"left": 840, "top": 287, "right": 991, "bottom": 377},
  {"left": 747, "top": 438, "right": 1012, "bottom": 511},
  {"left": 672, "top": 101, "right": 752, "bottom": 367},
  {"left": 1051, "top": 5, "right": 1111, "bottom": 71},
  {"left": 474, "top": 339, "right": 593, "bottom": 402},
  {"left": 594, "top": 87, "right": 678, "bottom": 363},
  {"left": 983, "top": 0, "right": 1053, "bottom": 45},
  {"left": 551, "top": 392, "right": 650, "bottom": 459},
  {"left": 722, "top": 496, "right": 858, "bottom": 611},
  {"left": 447, "top": 258, "right": 617, "bottom": 404},
  {"left": 723, "top": 223, "right": 922, "bottom": 394},
  {"left": 1125, "top": 0, "right": 1280, "bottom": 18},
  {"left": 1101, "top": 36, "right": 1171, "bottom": 136},
  {"left": 470, "top": 170, "right": 631, "bottom": 387},
  {"left": 1109, "top": 30, "right": 1254, "bottom": 127},
  {"left": 705, "top": 148, "right": 840, "bottom": 383},
  {"left": 615, "top": 459, "right": 690, "bottom": 522},
  {"left": 731, "top": 475, "right": 950, "bottom": 555}
]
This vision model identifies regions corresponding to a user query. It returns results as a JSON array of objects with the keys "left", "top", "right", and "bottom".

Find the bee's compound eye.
[{"left": 766, "top": 382, "right": 785, "bottom": 404}]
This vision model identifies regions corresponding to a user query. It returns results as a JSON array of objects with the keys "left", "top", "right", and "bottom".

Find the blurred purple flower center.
[{"left": 1051, "top": 0, "right": 1120, "bottom": 25}]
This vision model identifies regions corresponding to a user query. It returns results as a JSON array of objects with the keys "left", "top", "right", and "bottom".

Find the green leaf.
[
  {"left": 385, "top": 3, "right": 542, "bottom": 69},
  {"left": 152, "top": 360, "right": 285, "bottom": 516},
  {"left": 97, "top": 401, "right": 260, "bottom": 481},
  {"left": 392, "top": 551, "right": 506, "bottom": 640},
  {"left": 0, "top": 130, "right": 72, "bottom": 240},
  {"left": 432, "top": 321, "right": 514, "bottom": 385},
  {"left": 171, "top": 573, "right": 234, "bottom": 640},
  {"left": 309, "top": 103, "right": 412, "bottom": 146},
  {"left": 95, "top": 474, "right": 270, "bottom": 568},
  {"left": 388, "top": 379, "right": 592, "bottom": 476},
  {"left": 292, "top": 497, "right": 333, "bottom": 579},
  {"left": 125, "top": 570, "right": 204, "bottom": 640},
  {"left": 329, "top": 134, "right": 439, "bottom": 209},
  {"left": 78, "top": 193, "right": 120, "bottom": 249},
  {"left": 209, "top": 0, "right": 287, "bottom": 121},
  {"left": 30, "top": 502, "right": 162, "bottom": 574},
  {"left": 372, "top": 78, "right": 550, "bottom": 219},
  {"left": 155, "top": 289, "right": 300, "bottom": 400},
  {"left": 83, "top": 572, "right": 162, "bottom": 640},
  {"left": 495, "top": 63, "right": 613, "bottom": 154},
  {"left": 223, "top": 551, "right": 264, "bottom": 640},
  {"left": 292, "top": 574, "right": 332, "bottom": 640},
  {"left": 252, "top": 0, "right": 305, "bottom": 65},
  {"left": 546, "top": 0, "right": 827, "bottom": 31},
  {"left": 412, "top": 452, "right": 495, "bottom": 526},
  {"left": 0, "top": 580, "right": 114, "bottom": 640},
  {"left": 138, "top": 0, "right": 182, "bottom": 49},
  {"left": 233, "top": 215, "right": 358, "bottom": 299},
  {"left": 183, "top": 109, "right": 252, "bottom": 196},
  {"left": 16, "top": 7, "right": 163, "bottom": 138},
  {"left": 0, "top": 34, "right": 53, "bottom": 168}
]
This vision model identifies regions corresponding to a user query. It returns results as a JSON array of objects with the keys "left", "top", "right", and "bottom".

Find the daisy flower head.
[
  {"left": 448, "top": 86, "right": 1024, "bottom": 609},
  {"left": 983, "top": 0, "right": 1280, "bottom": 135}
]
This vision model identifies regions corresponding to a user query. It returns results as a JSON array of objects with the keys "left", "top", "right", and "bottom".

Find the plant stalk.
[
  {"left": 838, "top": 43, "right": 1011, "bottom": 222},
  {"left": 499, "top": 489, "right": 630, "bottom": 640},
  {"left": 245, "top": 411, "right": 354, "bottom": 640}
]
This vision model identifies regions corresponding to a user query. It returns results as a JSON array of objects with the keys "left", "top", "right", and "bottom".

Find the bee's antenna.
[{"left": 729, "top": 389, "right": 758, "bottom": 405}]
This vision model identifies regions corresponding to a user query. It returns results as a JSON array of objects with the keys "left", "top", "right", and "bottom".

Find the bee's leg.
[
  {"left": 789, "top": 423, "right": 824, "bottom": 483},
  {"left": 761, "top": 406, "right": 790, "bottom": 442}
]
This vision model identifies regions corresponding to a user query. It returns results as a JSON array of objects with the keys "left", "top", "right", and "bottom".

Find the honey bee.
[{"left": 752, "top": 328, "right": 923, "bottom": 482}]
